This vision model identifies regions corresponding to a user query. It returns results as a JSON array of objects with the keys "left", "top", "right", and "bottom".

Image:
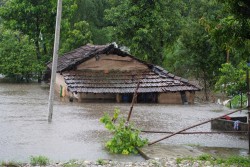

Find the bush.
[
  {"left": 226, "top": 94, "right": 247, "bottom": 109},
  {"left": 1, "top": 161, "right": 20, "bottom": 167},
  {"left": 177, "top": 154, "right": 250, "bottom": 167},
  {"left": 30, "top": 155, "right": 49, "bottom": 166},
  {"left": 100, "top": 108, "right": 148, "bottom": 154}
]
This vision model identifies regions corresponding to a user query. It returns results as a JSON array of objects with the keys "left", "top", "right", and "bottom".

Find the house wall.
[
  {"left": 158, "top": 92, "right": 183, "bottom": 104},
  {"left": 77, "top": 54, "right": 148, "bottom": 71},
  {"left": 158, "top": 91, "right": 195, "bottom": 104},
  {"left": 55, "top": 73, "right": 69, "bottom": 97},
  {"left": 186, "top": 91, "right": 195, "bottom": 104},
  {"left": 211, "top": 119, "right": 248, "bottom": 131},
  {"left": 54, "top": 73, "right": 196, "bottom": 104},
  {"left": 78, "top": 93, "right": 116, "bottom": 102}
]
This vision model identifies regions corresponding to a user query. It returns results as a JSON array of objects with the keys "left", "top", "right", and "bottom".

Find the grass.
[
  {"left": 96, "top": 159, "right": 107, "bottom": 165},
  {"left": 1, "top": 161, "right": 21, "bottom": 167},
  {"left": 63, "top": 159, "right": 85, "bottom": 167},
  {"left": 185, "top": 143, "right": 201, "bottom": 147},
  {"left": 30, "top": 155, "right": 49, "bottom": 166},
  {"left": 176, "top": 154, "right": 250, "bottom": 167}
]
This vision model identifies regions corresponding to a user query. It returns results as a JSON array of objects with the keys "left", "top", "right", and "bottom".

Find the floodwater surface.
[{"left": 0, "top": 83, "right": 248, "bottom": 162}]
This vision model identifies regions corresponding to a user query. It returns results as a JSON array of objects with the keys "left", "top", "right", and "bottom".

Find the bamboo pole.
[
  {"left": 127, "top": 81, "right": 140, "bottom": 122},
  {"left": 141, "top": 130, "right": 248, "bottom": 134},
  {"left": 149, "top": 107, "right": 247, "bottom": 145},
  {"left": 48, "top": 0, "right": 62, "bottom": 122}
]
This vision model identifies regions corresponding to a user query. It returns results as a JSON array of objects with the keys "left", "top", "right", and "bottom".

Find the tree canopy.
[
  {"left": 105, "top": 0, "right": 184, "bottom": 65},
  {"left": 0, "top": 28, "right": 42, "bottom": 82},
  {"left": 0, "top": 0, "right": 249, "bottom": 101}
]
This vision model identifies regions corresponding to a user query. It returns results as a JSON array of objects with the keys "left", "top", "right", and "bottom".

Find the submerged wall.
[
  {"left": 78, "top": 93, "right": 116, "bottom": 102},
  {"left": 157, "top": 91, "right": 195, "bottom": 104},
  {"left": 211, "top": 118, "right": 248, "bottom": 131},
  {"left": 55, "top": 72, "right": 196, "bottom": 104},
  {"left": 55, "top": 73, "right": 69, "bottom": 97}
]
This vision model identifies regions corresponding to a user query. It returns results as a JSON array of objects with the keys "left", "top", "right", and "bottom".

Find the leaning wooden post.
[
  {"left": 149, "top": 107, "right": 246, "bottom": 145},
  {"left": 48, "top": 0, "right": 62, "bottom": 122},
  {"left": 127, "top": 81, "right": 140, "bottom": 122}
]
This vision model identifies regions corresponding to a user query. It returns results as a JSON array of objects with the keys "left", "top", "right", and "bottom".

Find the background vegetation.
[{"left": 0, "top": 0, "right": 249, "bottom": 100}]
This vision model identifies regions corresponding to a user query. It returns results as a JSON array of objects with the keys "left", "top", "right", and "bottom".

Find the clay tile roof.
[
  {"left": 63, "top": 70, "right": 200, "bottom": 93},
  {"left": 48, "top": 44, "right": 201, "bottom": 93},
  {"left": 48, "top": 44, "right": 119, "bottom": 72}
]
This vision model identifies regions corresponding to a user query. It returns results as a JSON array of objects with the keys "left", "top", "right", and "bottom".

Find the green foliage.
[
  {"left": 0, "top": 0, "right": 56, "bottom": 60},
  {"left": 60, "top": 21, "right": 92, "bottom": 54},
  {"left": 72, "top": 0, "right": 111, "bottom": 44},
  {"left": 197, "top": 154, "right": 215, "bottom": 161},
  {"left": 0, "top": 0, "right": 80, "bottom": 81},
  {"left": 100, "top": 108, "right": 148, "bottom": 154},
  {"left": 226, "top": 94, "right": 247, "bottom": 109},
  {"left": 219, "top": 0, "right": 250, "bottom": 19},
  {"left": 30, "top": 155, "right": 49, "bottom": 166},
  {"left": 215, "top": 62, "right": 247, "bottom": 96},
  {"left": 0, "top": 28, "right": 43, "bottom": 82},
  {"left": 1, "top": 161, "right": 20, "bottom": 167},
  {"left": 214, "top": 0, "right": 250, "bottom": 63},
  {"left": 96, "top": 159, "right": 107, "bottom": 165},
  {"left": 63, "top": 159, "right": 82, "bottom": 167},
  {"left": 226, "top": 156, "right": 250, "bottom": 167},
  {"left": 164, "top": 0, "right": 226, "bottom": 100},
  {"left": 177, "top": 154, "right": 250, "bottom": 167},
  {"left": 105, "top": 0, "right": 184, "bottom": 65}
]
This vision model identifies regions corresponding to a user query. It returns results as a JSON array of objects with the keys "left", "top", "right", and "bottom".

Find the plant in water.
[
  {"left": 30, "top": 155, "right": 49, "bottom": 166},
  {"left": 100, "top": 108, "right": 148, "bottom": 154}
]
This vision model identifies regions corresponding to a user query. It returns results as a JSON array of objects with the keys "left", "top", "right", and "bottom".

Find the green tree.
[
  {"left": 72, "top": 0, "right": 112, "bottom": 44},
  {"left": 214, "top": 0, "right": 250, "bottom": 63},
  {"left": 215, "top": 62, "right": 247, "bottom": 96},
  {"left": 0, "top": 0, "right": 56, "bottom": 59},
  {"left": 208, "top": 0, "right": 250, "bottom": 99},
  {"left": 164, "top": 0, "right": 225, "bottom": 100},
  {"left": 0, "top": 28, "right": 42, "bottom": 82},
  {"left": 105, "top": 0, "right": 184, "bottom": 65},
  {"left": 60, "top": 21, "right": 92, "bottom": 54},
  {"left": 0, "top": 0, "right": 77, "bottom": 81}
]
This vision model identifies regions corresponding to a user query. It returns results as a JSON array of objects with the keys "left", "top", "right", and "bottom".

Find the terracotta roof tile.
[
  {"left": 47, "top": 44, "right": 201, "bottom": 93},
  {"left": 63, "top": 71, "right": 200, "bottom": 93}
]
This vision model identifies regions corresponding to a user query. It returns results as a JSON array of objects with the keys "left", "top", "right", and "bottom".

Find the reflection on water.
[{"left": 0, "top": 83, "right": 248, "bottom": 162}]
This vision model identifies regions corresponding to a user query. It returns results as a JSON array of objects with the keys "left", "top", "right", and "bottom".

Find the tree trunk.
[
  {"left": 204, "top": 79, "right": 209, "bottom": 101},
  {"left": 226, "top": 49, "right": 230, "bottom": 63},
  {"left": 203, "top": 71, "right": 209, "bottom": 101}
]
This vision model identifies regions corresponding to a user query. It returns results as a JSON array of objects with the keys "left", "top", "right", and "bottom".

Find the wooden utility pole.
[{"left": 48, "top": 0, "right": 62, "bottom": 122}]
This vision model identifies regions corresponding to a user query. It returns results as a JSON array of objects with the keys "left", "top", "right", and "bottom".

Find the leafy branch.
[{"left": 100, "top": 108, "right": 148, "bottom": 155}]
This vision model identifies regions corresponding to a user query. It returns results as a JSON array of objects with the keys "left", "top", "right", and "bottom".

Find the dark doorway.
[{"left": 137, "top": 93, "right": 157, "bottom": 103}]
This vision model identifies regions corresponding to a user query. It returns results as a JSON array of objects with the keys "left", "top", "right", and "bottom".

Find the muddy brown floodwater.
[{"left": 0, "top": 83, "right": 248, "bottom": 162}]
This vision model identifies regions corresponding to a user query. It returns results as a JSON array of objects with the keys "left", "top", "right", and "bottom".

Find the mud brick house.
[{"left": 46, "top": 43, "right": 200, "bottom": 104}]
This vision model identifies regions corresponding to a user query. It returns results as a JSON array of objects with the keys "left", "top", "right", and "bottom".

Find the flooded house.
[{"left": 46, "top": 43, "right": 200, "bottom": 104}]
